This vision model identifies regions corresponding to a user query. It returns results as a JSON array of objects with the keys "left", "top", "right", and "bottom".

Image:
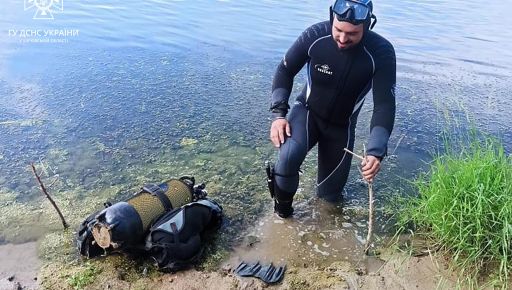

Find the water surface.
[{"left": 0, "top": 0, "right": 510, "bottom": 263}]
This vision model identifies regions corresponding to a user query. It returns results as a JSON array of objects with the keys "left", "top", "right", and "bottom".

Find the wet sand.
[
  {"left": 221, "top": 203, "right": 458, "bottom": 290},
  {"left": 228, "top": 198, "right": 384, "bottom": 270},
  {"left": 0, "top": 242, "right": 40, "bottom": 290},
  {"left": 5, "top": 202, "right": 459, "bottom": 290}
]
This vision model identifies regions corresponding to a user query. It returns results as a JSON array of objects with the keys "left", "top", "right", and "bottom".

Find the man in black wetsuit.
[{"left": 267, "top": 0, "right": 396, "bottom": 218}]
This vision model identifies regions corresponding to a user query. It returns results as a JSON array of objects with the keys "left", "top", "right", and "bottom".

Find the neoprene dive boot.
[
  {"left": 266, "top": 162, "right": 294, "bottom": 218},
  {"left": 273, "top": 187, "right": 294, "bottom": 218}
]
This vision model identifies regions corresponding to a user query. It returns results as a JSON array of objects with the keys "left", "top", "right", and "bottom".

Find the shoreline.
[{"left": 2, "top": 209, "right": 460, "bottom": 290}]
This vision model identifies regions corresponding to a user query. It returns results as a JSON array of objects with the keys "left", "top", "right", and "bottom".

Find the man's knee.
[
  {"left": 275, "top": 174, "right": 298, "bottom": 198},
  {"left": 275, "top": 138, "right": 306, "bottom": 176}
]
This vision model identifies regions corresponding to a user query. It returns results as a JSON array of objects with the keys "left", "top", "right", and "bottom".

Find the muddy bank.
[
  {"left": 0, "top": 242, "right": 40, "bottom": 290},
  {"left": 33, "top": 202, "right": 463, "bottom": 290},
  {"left": 36, "top": 238, "right": 458, "bottom": 290}
]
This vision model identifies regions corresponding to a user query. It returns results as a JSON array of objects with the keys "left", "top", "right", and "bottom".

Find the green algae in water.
[
  {"left": 179, "top": 137, "right": 198, "bottom": 147},
  {"left": 38, "top": 230, "right": 76, "bottom": 262},
  {"left": 2, "top": 107, "right": 368, "bottom": 285}
]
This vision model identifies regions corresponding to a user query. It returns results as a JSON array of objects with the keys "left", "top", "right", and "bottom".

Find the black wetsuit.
[{"left": 271, "top": 20, "right": 396, "bottom": 202}]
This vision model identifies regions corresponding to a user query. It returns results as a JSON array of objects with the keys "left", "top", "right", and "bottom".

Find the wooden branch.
[
  {"left": 343, "top": 147, "right": 375, "bottom": 255},
  {"left": 363, "top": 145, "right": 374, "bottom": 254},
  {"left": 343, "top": 148, "right": 364, "bottom": 160},
  {"left": 364, "top": 182, "right": 374, "bottom": 254},
  {"left": 30, "top": 163, "right": 69, "bottom": 229}
]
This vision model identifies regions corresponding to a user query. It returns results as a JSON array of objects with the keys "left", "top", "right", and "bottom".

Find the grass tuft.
[
  {"left": 397, "top": 134, "right": 512, "bottom": 287},
  {"left": 67, "top": 263, "right": 102, "bottom": 290}
]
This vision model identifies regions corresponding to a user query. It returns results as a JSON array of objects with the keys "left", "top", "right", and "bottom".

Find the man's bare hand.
[
  {"left": 361, "top": 155, "right": 381, "bottom": 183},
  {"left": 270, "top": 118, "right": 291, "bottom": 148}
]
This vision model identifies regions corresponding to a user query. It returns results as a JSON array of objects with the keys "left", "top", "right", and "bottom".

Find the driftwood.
[
  {"left": 30, "top": 163, "right": 69, "bottom": 229},
  {"left": 343, "top": 147, "right": 375, "bottom": 255}
]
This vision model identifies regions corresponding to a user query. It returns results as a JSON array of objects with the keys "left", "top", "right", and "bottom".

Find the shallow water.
[{"left": 0, "top": 0, "right": 511, "bottom": 266}]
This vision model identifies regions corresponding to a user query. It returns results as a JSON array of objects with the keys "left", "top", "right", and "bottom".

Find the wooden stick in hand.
[
  {"left": 362, "top": 145, "right": 374, "bottom": 254},
  {"left": 343, "top": 147, "right": 375, "bottom": 255},
  {"left": 343, "top": 148, "right": 364, "bottom": 160}
]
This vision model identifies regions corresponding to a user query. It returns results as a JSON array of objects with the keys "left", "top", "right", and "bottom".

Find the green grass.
[
  {"left": 67, "top": 263, "right": 102, "bottom": 290},
  {"left": 397, "top": 134, "right": 512, "bottom": 288}
]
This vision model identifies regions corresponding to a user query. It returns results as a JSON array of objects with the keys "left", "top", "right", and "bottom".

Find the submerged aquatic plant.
[{"left": 398, "top": 134, "right": 512, "bottom": 287}]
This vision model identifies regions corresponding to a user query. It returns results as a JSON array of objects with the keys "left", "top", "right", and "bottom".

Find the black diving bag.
[
  {"left": 77, "top": 177, "right": 208, "bottom": 258},
  {"left": 144, "top": 199, "right": 223, "bottom": 272}
]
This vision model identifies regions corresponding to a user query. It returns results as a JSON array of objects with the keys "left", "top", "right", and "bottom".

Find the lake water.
[{"left": 0, "top": 0, "right": 510, "bottom": 254}]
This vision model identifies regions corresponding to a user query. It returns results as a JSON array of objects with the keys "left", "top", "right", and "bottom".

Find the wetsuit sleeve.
[
  {"left": 270, "top": 23, "right": 327, "bottom": 118},
  {"left": 367, "top": 44, "right": 396, "bottom": 159}
]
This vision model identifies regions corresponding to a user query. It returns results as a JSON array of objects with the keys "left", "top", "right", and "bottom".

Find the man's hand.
[
  {"left": 270, "top": 118, "right": 291, "bottom": 148},
  {"left": 361, "top": 155, "right": 381, "bottom": 183}
]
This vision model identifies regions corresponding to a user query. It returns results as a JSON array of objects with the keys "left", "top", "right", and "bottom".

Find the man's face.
[{"left": 331, "top": 17, "right": 364, "bottom": 49}]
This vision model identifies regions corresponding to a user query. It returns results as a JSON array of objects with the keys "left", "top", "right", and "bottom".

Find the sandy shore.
[
  {"left": 0, "top": 242, "right": 40, "bottom": 290},
  {"left": 0, "top": 209, "right": 461, "bottom": 290},
  {"left": 36, "top": 248, "right": 457, "bottom": 290}
]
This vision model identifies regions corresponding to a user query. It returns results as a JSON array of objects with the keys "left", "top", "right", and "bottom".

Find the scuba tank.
[{"left": 78, "top": 176, "right": 208, "bottom": 257}]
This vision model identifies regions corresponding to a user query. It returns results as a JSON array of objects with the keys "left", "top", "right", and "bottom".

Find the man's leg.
[
  {"left": 316, "top": 120, "right": 356, "bottom": 202},
  {"left": 273, "top": 102, "right": 318, "bottom": 217}
]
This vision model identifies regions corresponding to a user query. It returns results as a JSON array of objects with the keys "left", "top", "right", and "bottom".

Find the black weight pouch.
[{"left": 144, "top": 199, "right": 223, "bottom": 272}]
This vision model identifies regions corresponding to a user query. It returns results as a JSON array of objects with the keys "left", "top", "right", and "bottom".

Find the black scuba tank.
[{"left": 77, "top": 177, "right": 208, "bottom": 257}]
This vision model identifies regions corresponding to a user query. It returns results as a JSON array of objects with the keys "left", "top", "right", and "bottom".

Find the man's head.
[{"left": 330, "top": 0, "right": 374, "bottom": 49}]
